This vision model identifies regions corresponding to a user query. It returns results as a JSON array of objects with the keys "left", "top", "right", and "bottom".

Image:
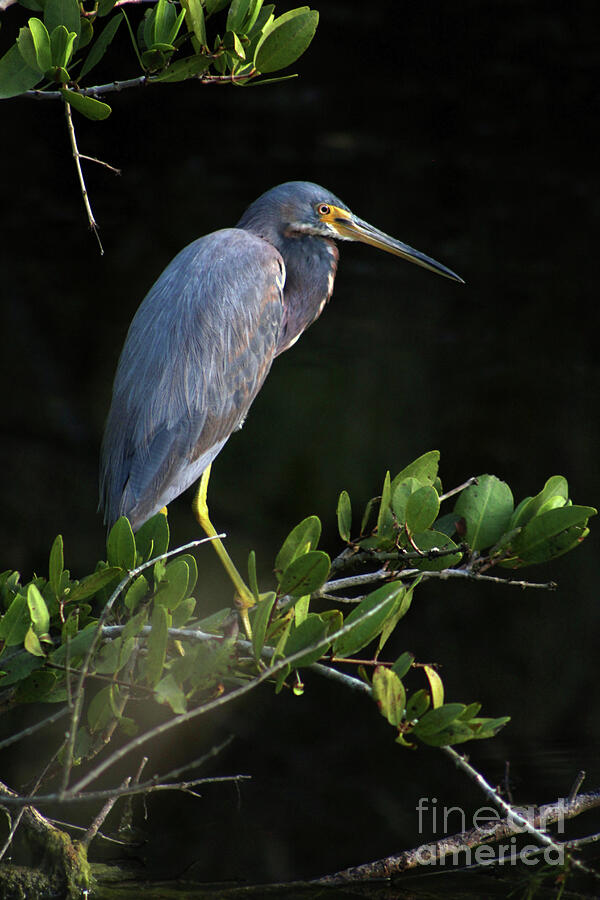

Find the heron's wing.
[{"left": 99, "top": 228, "right": 285, "bottom": 530}]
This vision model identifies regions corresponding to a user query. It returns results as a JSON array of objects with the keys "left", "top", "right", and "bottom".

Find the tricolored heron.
[{"left": 100, "top": 181, "right": 462, "bottom": 624}]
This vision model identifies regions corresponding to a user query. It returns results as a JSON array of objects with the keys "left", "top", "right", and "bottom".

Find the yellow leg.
[{"left": 192, "top": 464, "right": 254, "bottom": 639}]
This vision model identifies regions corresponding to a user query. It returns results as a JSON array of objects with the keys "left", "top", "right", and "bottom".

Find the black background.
[{"left": 1, "top": 0, "right": 599, "bottom": 884}]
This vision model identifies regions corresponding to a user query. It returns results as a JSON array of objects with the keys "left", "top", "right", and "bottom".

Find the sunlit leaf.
[
  {"left": 62, "top": 87, "right": 112, "bottom": 119},
  {"left": 283, "top": 613, "right": 328, "bottom": 668},
  {"left": 372, "top": 666, "right": 406, "bottom": 727},
  {"left": 275, "top": 515, "right": 321, "bottom": 574},
  {"left": 333, "top": 582, "right": 405, "bottom": 659},
  {"left": 145, "top": 604, "right": 168, "bottom": 686},
  {"left": 391, "top": 450, "right": 440, "bottom": 492},
  {"left": 155, "top": 673, "right": 186, "bottom": 713},
  {"left": 453, "top": 474, "right": 514, "bottom": 551},
  {"left": 49, "top": 534, "right": 64, "bottom": 600},
  {"left": 424, "top": 664, "right": 444, "bottom": 708},
  {"left": 336, "top": 489, "right": 352, "bottom": 541},
  {"left": 26, "top": 583, "right": 49, "bottom": 637},
  {"left": 252, "top": 591, "right": 276, "bottom": 660},
  {"left": 405, "top": 486, "right": 440, "bottom": 534},
  {"left": 44, "top": 0, "right": 80, "bottom": 37},
  {"left": 0, "top": 43, "right": 43, "bottom": 97},
  {"left": 254, "top": 7, "right": 318, "bottom": 73}
]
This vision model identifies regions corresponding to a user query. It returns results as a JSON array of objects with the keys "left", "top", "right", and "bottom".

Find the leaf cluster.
[
  {"left": 0, "top": 0, "right": 319, "bottom": 118},
  {"left": 0, "top": 453, "right": 595, "bottom": 766}
]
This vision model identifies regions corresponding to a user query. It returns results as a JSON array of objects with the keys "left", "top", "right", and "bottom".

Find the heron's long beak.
[{"left": 325, "top": 207, "right": 464, "bottom": 283}]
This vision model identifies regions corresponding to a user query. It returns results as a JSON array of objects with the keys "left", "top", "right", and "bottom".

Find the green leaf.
[
  {"left": 409, "top": 530, "right": 463, "bottom": 571},
  {"left": 333, "top": 581, "right": 406, "bottom": 659},
  {"left": 44, "top": 0, "right": 80, "bottom": 37},
  {"left": 0, "top": 43, "right": 43, "bottom": 97},
  {"left": 106, "top": 516, "right": 136, "bottom": 569},
  {"left": 390, "top": 477, "right": 421, "bottom": 523},
  {"left": 134, "top": 511, "right": 170, "bottom": 562},
  {"left": 294, "top": 594, "right": 310, "bottom": 626},
  {"left": 391, "top": 651, "right": 414, "bottom": 679},
  {"left": 94, "top": 636, "right": 122, "bottom": 674},
  {"left": 227, "top": 0, "right": 251, "bottom": 32},
  {"left": 0, "top": 650, "right": 44, "bottom": 687},
  {"left": 66, "top": 566, "right": 122, "bottom": 604},
  {"left": 254, "top": 7, "right": 318, "bottom": 73},
  {"left": 154, "top": 52, "right": 210, "bottom": 82},
  {"left": 124, "top": 574, "right": 149, "bottom": 613},
  {"left": 181, "top": 0, "right": 206, "bottom": 47},
  {"left": 283, "top": 613, "right": 328, "bottom": 668},
  {"left": 171, "top": 597, "right": 195, "bottom": 627},
  {"left": 26, "top": 583, "right": 50, "bottom": 637},
  {"left": 87, "top": 685, "right": 116, "bottom": 732},
  {"left": 154, "top": 556, "right": 192, "bottom": 609},
  {"left": 336, "top": 490, "right": 352, "bottom": 541},
  {"left": 50, "top": 621, "right": 97, "bottom": 664},
  {"left": 145, "top": 604, "right": 168, "bottom": 686},
  {"left": 0, "top": 595, "right": 30, "bottom": 646},
  {"left": 24, "top": 626, "right": 45, "bottom": 656},
  {"left": 98, "top": 0, "right": 116, "bottom": 15},
  {"left": 49, "top": 535, "right": 64, "bottom": 600},
  {"left": 62, "top": 87, "right": 112, "bottom": 118},
  {"left": 252, "top": 591, "right": 276, "bottom": 660},
  {"left": 247, "top": 550, "right": 259, "bottom": 602},
  {"left": 205, "top": 0, "right": 230, "bottom": 13},
  {"left": 14, "top": 669, "right": 59, "bottom": 702},
  {"left": 376, "top": 471, "right": 394, "bottom": 538},
  {"left": 79, "top": 13, "right": 122, "bottom": 79},
  {"left": 155, "top": 673, "right": 186, "bottom": 713},
  {"left": 413, "top": 703, "right": 466, "bottom": 737},
  {"left": 78, "top": 17, "right": 94, "bottom": 49},
  {"left": 424, "top": 665, "right": 444, "bottom": 708},
  {"left": 28, "top": 18, "right": 53, "bottom": 72},
  {"left": 510, "top": 504, "right": 596, "bottom": 565},
  {"left": 372, "top": 666, "right": 406, "bottom": 727},
  {"left": 278, "top": 550, "right": 330, "bottom": 598},
  {"left": 453, "top": 474, "right": 514, "bottom": 551},
  {"left": 275, "top": 515, "right": 321, "bottom": 574},
  {"left": 405, "top": 486, "right": 440, "bottom": 534},
  {"left": 377, "top": 582, "right": 415, "bottom": 654},
  {"left": 510, "top": 475, "right": 570, "bottom": 529},
  {"left": 405, "top": 688, "right": 430, "bottom": 722},
  {"left": 122, "top": 605, "right": 149, "bottom": 642},
  {"left": 391, "top": 451, "right": 440, "bottom": 493}
]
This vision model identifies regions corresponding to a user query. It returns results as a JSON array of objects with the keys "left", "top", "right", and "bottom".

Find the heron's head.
[{"left": 238, "top": 181, "right": 463, "bottom": 283}]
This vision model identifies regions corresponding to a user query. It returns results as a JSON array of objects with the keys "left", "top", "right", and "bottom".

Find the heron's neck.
[{"left": 275, "top": 234, "right": 339, "bottom": 355}]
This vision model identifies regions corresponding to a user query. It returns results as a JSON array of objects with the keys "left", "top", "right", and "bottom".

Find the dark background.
[{"left": 1, "top": 0, "right": 599, "bottom": 886}]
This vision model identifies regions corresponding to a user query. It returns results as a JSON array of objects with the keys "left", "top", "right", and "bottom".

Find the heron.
[{"left": 100, "top": 181, "right": 462, "bottom": 626}]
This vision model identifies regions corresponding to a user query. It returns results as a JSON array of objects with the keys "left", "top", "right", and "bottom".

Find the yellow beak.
[{"left": 323, "top": 205, "right": 464, "bottom": 283}]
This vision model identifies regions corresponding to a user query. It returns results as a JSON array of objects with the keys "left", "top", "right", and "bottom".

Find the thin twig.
[
  {"left": 0, "top": 706, "right": 69, "bottom": 751},
  {"left": 79, "top": 154, "right": 121, "bottom": 174},
  {"left": 438, "top": 476, "right": 478, "bottom": 502},
  {"left": 64, "top": 99, "right": 104, "bottom": 255},
  {"left": 80, "top": 776, "right": 131, "bottom": 849},
  {"left": 568, "top": 771, "right": 586, "bottom": 804}
]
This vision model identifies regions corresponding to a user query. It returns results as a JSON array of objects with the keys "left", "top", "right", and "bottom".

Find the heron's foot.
[{"left": 192, "top": 466, "right": 254, "bottom": 640}]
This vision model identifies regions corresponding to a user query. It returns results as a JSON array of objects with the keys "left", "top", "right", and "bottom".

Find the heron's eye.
[{"left": 317, "top": 204, "right": 331, "bottom": 216}]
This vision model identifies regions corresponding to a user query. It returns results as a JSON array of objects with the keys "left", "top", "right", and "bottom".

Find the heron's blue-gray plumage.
[{"left": 100, "top": 228, "right": 285, "bottom": 529}]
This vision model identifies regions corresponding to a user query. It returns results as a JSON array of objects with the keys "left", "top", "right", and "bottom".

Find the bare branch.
[
  {"left": 64, "top": 99, "right": 104, "bottom": 255},
  {"left": 26, "top": 69, "right": 259, "bottom": 102},
  {"left": 315, "top": 788, "right": 600, "bottom": 883}
]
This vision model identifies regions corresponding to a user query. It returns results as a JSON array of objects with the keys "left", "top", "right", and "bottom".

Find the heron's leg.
[{"left": 192, "top": 464, "right": 254, "bottom": 639}]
